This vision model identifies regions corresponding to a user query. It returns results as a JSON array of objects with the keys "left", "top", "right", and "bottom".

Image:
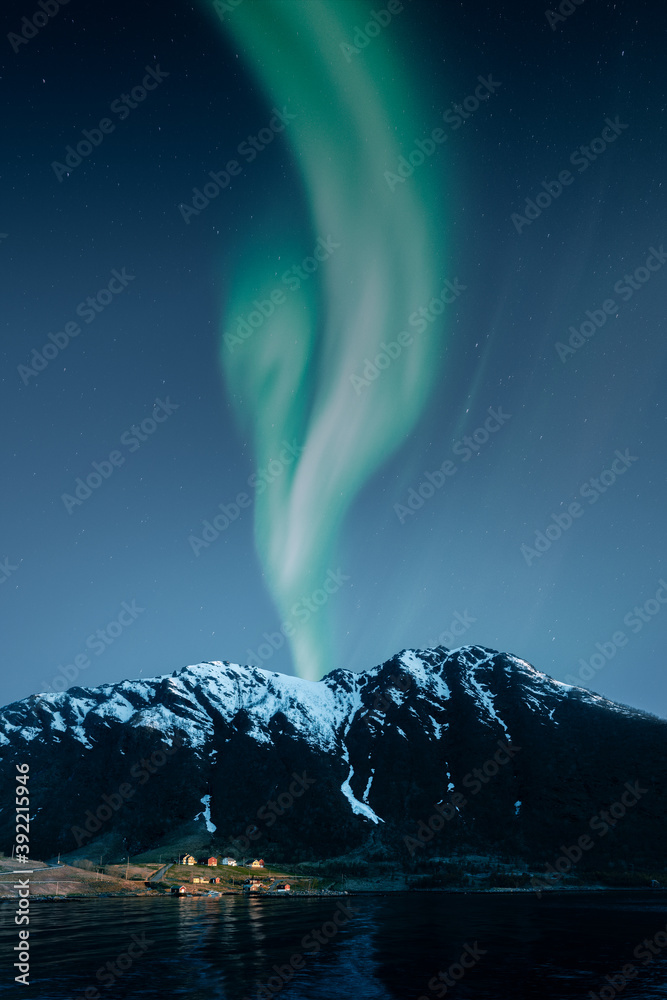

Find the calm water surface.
[{"left": 1, "top": 892, "right": 667, "bottom": 999}]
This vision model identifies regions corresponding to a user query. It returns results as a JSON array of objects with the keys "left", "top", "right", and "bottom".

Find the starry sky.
[{"left": 2, "top": 0, "right": 665, "bottom": 715}]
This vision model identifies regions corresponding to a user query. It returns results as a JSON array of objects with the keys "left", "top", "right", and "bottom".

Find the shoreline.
[
  {"left": 5, "top": 885, "right": 665, "bottom": 902},
  {"left": 2, "top": 859, "right": 662, "bottom": 901}
]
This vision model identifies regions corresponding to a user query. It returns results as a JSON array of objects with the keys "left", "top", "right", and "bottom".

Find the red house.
[{"left": 206, "top": 857, "right": 217, "bottom": 867}]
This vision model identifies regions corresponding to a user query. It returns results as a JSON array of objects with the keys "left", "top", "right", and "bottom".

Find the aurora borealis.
[
  {"left": 3, "top": 0, "right": 666, "bottom": 715},
  {"left": 211, "top": 0, "right": 447, "bottom": 680}
]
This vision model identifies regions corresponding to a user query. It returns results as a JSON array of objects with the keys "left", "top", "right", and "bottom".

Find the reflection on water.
[{"left": 1, "top": 892, "right": 667, "bottom": 999}]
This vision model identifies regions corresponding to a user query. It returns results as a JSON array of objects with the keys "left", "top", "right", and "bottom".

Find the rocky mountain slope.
[{"left": 1, "top": 645, "right": 665, "bottom": 868}]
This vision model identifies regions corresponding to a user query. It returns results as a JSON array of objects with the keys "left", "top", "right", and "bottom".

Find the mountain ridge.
[{"left": 1, "top": 645, "right": 665, "bottom": 868}]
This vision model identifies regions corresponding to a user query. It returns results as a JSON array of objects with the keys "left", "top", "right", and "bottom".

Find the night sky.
[{"left": 2, "top": 0, "right": 665, "bottom": 715}]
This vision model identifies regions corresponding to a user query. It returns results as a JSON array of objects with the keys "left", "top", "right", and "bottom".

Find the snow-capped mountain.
[{"left": 1, "top": 645, "right": 665, "bottom": 866}]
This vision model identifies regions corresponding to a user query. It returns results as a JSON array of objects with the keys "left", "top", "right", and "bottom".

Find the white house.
[{"left": 220, "top": 857, "right": 237, "bottom": 866}]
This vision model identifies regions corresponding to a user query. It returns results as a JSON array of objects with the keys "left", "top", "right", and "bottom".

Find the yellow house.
[
  {"left": 250, "top": 859, "right": 265, "bottom": 868},
  {"left": 183, "top": 854, "right": 196, "bottom": 865}
]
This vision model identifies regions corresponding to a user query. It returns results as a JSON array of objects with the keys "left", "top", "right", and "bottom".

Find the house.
[
  {"left": 242, "top": 879, "right": 264, "bottom": 892},
  {"left": 220, "top": 857, "right": 237, "bottom": 866},
  {"left": 209, "top": 876, "right": 221, "bottom": 884},
  {"left": 250, "top": 859, "right": 265, "bottom": 868},
  {"left": 276, "top": 883, "right": 291, "bottom": 893},
  {"left": 192, "top": 876, "right": 205, "bottom": 883},
  {"left": 206, "top": 856, "right": 217, "bottom": 867},
  {"left": 171, "top": 885, "right": 187, "bottom": 895},
  {"left": 182, "top": 854, "right": 196, "bottom": 865}
]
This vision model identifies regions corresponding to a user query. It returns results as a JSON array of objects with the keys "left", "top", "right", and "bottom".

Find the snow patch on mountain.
[
  {"left": 196, "top": 794, "right": 216, "bottom": 833},
  {"left": 337, "top": 684, "right": 384, "bottom": 824},
  {"left": 363, "top": 770, "right": 374, "bottom": 803},
  {"left": 341, "top": 764, "right": 384, "bottom": 824},
  {"left": 50, "top": 711, "right": 68, "bottom": 733},
  {"left": 94, "top": 695, "right": 137, "bottom": 725},
  {"left": 458, "top": 647, "right": 511, "bottom": 738},
  {"left": 427, "top": 714, "right": 448, "bottom": 740},
  {"left": 400, "top": 649, "right": 451, "bottom": 701}
]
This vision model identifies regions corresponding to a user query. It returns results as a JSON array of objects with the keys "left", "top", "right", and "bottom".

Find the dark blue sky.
[{"left": 2, "top": 0, "right": 665, "bottom": 715}]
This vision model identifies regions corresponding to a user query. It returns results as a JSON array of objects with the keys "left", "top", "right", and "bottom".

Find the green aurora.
[{"left": 209, "top": 0, "right": 449, "bottom": 679}]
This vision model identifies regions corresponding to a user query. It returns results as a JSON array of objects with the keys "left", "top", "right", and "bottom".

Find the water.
[{"left": 1, "top": 892, "right": 667, "bottom": 999}]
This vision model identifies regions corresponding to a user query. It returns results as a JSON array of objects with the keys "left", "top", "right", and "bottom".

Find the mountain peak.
[{"left": 1, "top": 644, "right": 664, "bottom": 867}]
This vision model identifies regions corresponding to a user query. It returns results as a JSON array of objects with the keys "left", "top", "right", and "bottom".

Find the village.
[
  {"left": 0, "top": 852, "right": 350, "bottom": 900},
  {"left": 168, "top": 854, "right": 297, "bottom": 896},
  {"left": 1, "top": 849, "right": 663, "bottom": 901}
]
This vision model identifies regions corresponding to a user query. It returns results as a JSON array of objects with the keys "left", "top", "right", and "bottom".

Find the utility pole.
[{"left": 125, "top": 856, "right": 130, "bottom": 881}]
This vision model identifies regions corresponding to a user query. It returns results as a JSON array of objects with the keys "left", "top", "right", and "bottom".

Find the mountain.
[{"left": 1, "top": 645, "right": 665, "bottom": 869}]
